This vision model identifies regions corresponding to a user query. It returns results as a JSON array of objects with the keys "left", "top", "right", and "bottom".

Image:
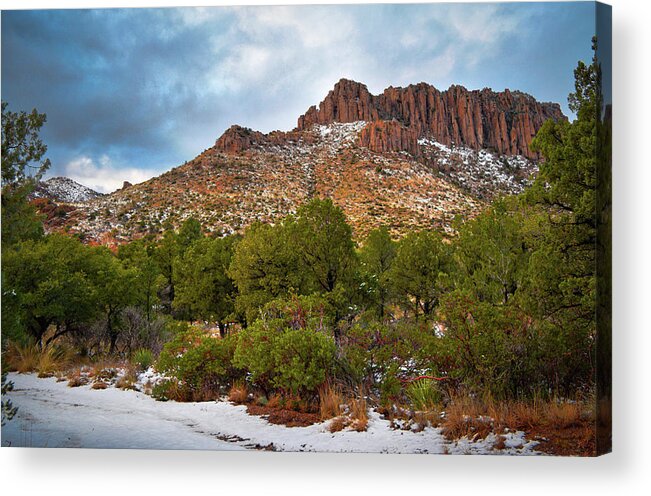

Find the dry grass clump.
[
  {"left": 266, "top": 394, "right": 282, "bottom": 409},
  {"left": 544, "top": 401, "right": 583, "bottom": 429},
  {"left": 319, "top": 383, "right": 345, "bottom": 420},
  {"left": 441, "top": 394, "right": 496, "bottom": 441},
  {"left": 326, "top": 390, "right": 369, "bottom": 433},
  {"left": 91, "top": 366, "right": 119, "bottom": 383},
  {"left": 228, "top": 381, "right": 249, "bottom": 404},
  {"left": 4, "top": 341, "right": 72, "bottom": 376},
  {"left": 67, "top": 369, "right": 90, "bottom": 388},
  {"left": 328, "top": 416, "right": 347, "bottom": 433},
  {"left": 91, "top": 381, "right": 108, "bottom": 390},
  {"left": 262, "top": 394, "right": 313, "bottom": 413},
  {"left": 349, "top": 397, "right": 368, "bottom": 432},
  {"left": 116, "top": 366, "right": 139, "bottom": 391}
]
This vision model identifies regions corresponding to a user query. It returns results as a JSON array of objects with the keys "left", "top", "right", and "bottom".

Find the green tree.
[
  {"left": 177, "top": 217, "right": 203, "bottom": 253},
  {"left": 174, "top": 236, "right": 236, "bottom": 337},
  {"left": 521, "top": 39, "right": 600, "bottom": 361},
  {"left": 2, "top": 235, "right": 102, "bottom": 347},
  {"left": 1, "top": 102, "right": 51, "bottom": 248},
  {"left": 454, "top": 200, "right": 529, "bottom": 305},
  {"left": 91, "top": 248, "right": 139, "bottom": 354},
  {"left": 358, "top": 226, "right": 397, "bottom": 319},
  {"left": 388, "top": 230, "right": 452, "bottom": 317},
  {"left": 118, "top": 239, "right": 164, "bottom": 323},
  {"left": 229, "top": 222, "right": 303, "bottom": 324},
  {"left": 288, "top": 198, "right": 357, "bottom": 294},
  {"left": 153, "top": 230, "right": 179, "bottom": 314}
]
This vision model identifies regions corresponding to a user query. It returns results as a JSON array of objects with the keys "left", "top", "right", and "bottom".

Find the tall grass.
[
  {"left": 228, "top": 381, "right": 249, "bottom": 404},
  {"left": 319, "top": 383, "right": 344, "bottom": 420},
  {"left": 4, "top": 341, "right": 72, "bottom": 376}
]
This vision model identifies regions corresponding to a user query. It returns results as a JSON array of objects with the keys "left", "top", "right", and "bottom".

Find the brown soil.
[{"left": 246, "top": 404, "right": 321, "bottom": 427}]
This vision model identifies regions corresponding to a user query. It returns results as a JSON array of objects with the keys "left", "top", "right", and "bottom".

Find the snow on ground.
[{"left": 2, "top": 373, "right": 541, "bottom": 455}]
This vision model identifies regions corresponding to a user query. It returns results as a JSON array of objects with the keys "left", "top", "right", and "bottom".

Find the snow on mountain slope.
[{"left": 32, "top": 177, "right": 104, "bottom": 204}]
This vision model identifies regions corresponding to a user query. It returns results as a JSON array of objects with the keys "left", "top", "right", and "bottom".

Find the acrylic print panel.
[{"left": 0, "top": 1, "right": 611, "bottom": 456}]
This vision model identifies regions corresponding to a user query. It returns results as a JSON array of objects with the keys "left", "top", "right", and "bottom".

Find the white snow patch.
[{"left": 2, "top": 373, "right": 542, "bottom": 455}]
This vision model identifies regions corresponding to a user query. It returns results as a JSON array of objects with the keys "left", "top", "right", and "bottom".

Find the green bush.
[
  {"left": 156, "top": 325, "right": 241, "bottom": 401},
  {"left": 406, "top": 379, "right": 442, "bottom": 411},
  {"left": 340, "top": 322, "right": 439, "bottom": 388},
  {"left": 379, "top": 363, "right": 402, "bottom": 406},
  {"left": 436, "top": 290, "right": 569, "bottom": 399},
  {"left": 234, "top": 318, "right": 336, "bottom": 397},
  {"left": 132, "top": 348, "right": 154, "bottom": 372}
]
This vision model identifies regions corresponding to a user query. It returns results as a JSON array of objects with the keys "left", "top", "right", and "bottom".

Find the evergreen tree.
[
  {"left": 1, "top": 101, "right": 50, "bottom": 249},
  {"left": 388, "top": 230, "right": 452, "bottom": 317},
  {"left": 174, "top": 236, "right": 236, "bottom": 337},
  {"left": 228, "top": 222, "right": 303, "bottom": 325},
  {"left": 359, "top": 226, "right": 397, "bottom": 319}
]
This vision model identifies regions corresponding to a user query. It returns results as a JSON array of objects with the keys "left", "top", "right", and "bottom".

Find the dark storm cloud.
[{"left": 1, "top": 3, "right": 595, "bottom": 192}]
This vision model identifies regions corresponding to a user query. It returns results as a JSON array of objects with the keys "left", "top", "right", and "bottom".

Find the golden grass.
[
  {"left": 4, "top": 341, "right": 73, "bottom": 376},
  {"left": 349, "top": 396, "right": 368, "bottom": 432},
  {"left": 328, "top": 416, "right": 347, "bottom": 433},
  {"left": 266, "top": 394, "right": 282, "bottom": 409},
  {"left": 544, "top": 401, "right": 583, "bottom": 429},
  {"left": 441, "top": 395, "right": 492, "bottom": 441},
  {"left": 319, "top": 383, "right": 345, "bottom": 421},
  {"left": 441, "top": 392, "right": 593, "bottom": 443},
  {"left": 228, "top": 381, "right": 249, "bottom": 404},
  {"left": 116, "top": 366, "right": 139, "bottom": 391}
]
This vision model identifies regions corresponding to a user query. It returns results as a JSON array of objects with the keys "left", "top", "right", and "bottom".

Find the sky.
[{"left": 1, "top": 1, "right": 596, "bottom": 193}]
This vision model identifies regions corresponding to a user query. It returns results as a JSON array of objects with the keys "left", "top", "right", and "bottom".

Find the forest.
[{"left": 1, "top": 45, "right": 608, "bottom": 455}]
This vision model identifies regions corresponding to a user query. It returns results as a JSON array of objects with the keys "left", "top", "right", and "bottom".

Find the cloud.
[
  {"left": 2, "top": 3, "right": 594, "bottom": 193},
  {"left": 63, "top": 155, "right": 157, "bottom": 194}
]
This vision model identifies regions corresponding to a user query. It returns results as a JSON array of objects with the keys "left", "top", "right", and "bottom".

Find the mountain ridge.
[{"left": 37, "top": 78, "right": 564, "bottom": 244}]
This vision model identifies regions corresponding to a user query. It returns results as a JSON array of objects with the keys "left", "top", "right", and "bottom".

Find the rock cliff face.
[
  {"left": 297, "top": 79, "right": 564, "bottom": 159},
  {"left": 359, "top": 120, "right": 420, "bottom": 156}
]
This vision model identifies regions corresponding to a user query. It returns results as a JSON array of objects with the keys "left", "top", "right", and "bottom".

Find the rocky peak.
[
  {"left": 297, "top": 79, "right": 565, "bottom": 159},
  {"left": 215, "top": 125, "right": 265, "bottom": 153},
  {"left": 297, "top": 78, "right": 379, "bottom": 130}
]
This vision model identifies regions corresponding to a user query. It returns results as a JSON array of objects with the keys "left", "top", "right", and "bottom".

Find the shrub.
[
  {"left": 157, "top": 326, "right": 242, "bottom": 401},
  {"left": 151, "top": 379, "right": 185, "bottom": 402},
  {"left": 234, "top": 319, "right": 336, "bottom": 397},
  {"left": 340, "top": 322, "right": 439, "bottom": 391},
  {"left": 271, "top": 329, "right": 336, "bottom": 395},
  {"left": 406, "top": 379, "right": 442, "bottom": 411},
  {"left": 379, "top": 363, "right": 402, "bottom": 406},
  {"left": 132, "top": 348, "right": 154, "bottom": 372}
]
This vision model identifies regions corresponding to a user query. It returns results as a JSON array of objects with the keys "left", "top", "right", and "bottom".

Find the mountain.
[
  {"left": 40, "top": 79, "right": 565, "bottom": 244},
  {"left": 296, "top": 79, "right": 564, "bottom": 159},
  {"left": 32, "top": 177, "right": 104, "bottom": 204}
]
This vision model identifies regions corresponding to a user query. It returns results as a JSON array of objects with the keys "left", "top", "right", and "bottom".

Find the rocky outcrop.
[
  {"left": 215, "top": 125, "right": 316, "bottom": 154},
  {"left": 359, "top": 120, "right": 420, "bottom": 156},
  {"left": 297, "top": 79, "right": 380, "bottom": 129},
  {"left": 215, "top": 125, "right": 266, "bottom": 153},
  {"left": 297, "top": 79, "right": 565, "bottom": 159}
]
